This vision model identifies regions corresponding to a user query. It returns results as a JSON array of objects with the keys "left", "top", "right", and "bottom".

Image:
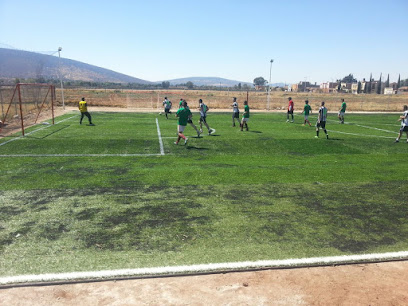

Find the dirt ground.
[{"left": 0, "top": 260, "right": 407, "bottom": 305}]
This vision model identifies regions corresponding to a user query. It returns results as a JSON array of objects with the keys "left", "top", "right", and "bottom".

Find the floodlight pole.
[
  {"left": 267, "top": 59, "right": 274, "bottom": 110},
  {"left": 58, "top": 47, "right": 65, "bottom": 110}
]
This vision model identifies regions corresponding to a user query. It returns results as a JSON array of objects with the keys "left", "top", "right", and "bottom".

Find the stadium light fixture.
[
  {"left": 267, "top": 59, "right": 274, "bottom": 110},
  {"left": 58, "top": 47, "right": 65, "bottom": 110}
]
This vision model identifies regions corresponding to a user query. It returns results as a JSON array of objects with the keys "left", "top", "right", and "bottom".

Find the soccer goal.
[{"left": 0, "top": 83, "right": 55, "bottom": 136}]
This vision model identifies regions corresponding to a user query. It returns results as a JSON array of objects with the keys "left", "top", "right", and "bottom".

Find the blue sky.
[{"left": 0, "top": 0, "right": 407, "bottom": 84}]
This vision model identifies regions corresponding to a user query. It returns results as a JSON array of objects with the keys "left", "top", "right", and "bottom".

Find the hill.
[
  {"left": 0, "top": 48, "right": 152, "bottom": 84},
  {"left": 161, "top": 77, "right": 253, "bottom": 87}
]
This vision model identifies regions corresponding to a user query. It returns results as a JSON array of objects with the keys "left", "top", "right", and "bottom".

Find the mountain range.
[{"left": 0, "top": 48, "right": 275, "bottom": 87}]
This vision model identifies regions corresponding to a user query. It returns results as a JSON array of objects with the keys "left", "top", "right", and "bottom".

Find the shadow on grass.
[
  {"left": 186, "top": 146, "right": 209, "bottom": 151},
  {"left": 25, "top": 125, "right": 71, "bottom": 139}
]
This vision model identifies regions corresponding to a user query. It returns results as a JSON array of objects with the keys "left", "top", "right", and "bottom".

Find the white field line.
[
  {"left": 0, "top": 115, "right": 77, "bottom": 147},
  {"left": 155, "top": 118, "right": 165, "bottom": 155},
  {"left": 0, "top": 117, "right": 166, "bottom": 157},
  {"left": 0, "top": 153, "right": 164, "bottom": 157},
  {"left": 327, "top": 130, "right": 396, "bottom": 139},
  {"left": 160, "top": 128, "right": 217, "bottom": 139},
  {"left": 1, "top": 251, "right": 407, "bottom": 285},
  {"left": 326, "top": 119, "right": 397, "bottom": 134}
]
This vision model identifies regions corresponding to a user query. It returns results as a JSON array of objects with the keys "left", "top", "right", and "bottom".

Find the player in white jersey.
[
  {"left": 315, "top": 101, "right": 329, "bottom": 139},
  {"left": 162, "top": 97, "right": 172, "bottom": 119},
  {"left": 198, "top": 99, "right": 212, "bottom": 135},
  {"left": 395, "top": 105, "right": 408, "bottom": 143},
  {"left": 231, "top": 97, "right": 240, "bottom": 127}
]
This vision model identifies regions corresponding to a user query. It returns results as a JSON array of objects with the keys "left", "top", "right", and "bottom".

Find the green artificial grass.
[{"left": 0, "top": 111, "right": 407, "bottom": 276}]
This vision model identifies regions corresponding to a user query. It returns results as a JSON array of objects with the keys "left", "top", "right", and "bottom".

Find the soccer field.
[{"left": 0, "top": 111, "right": 407, "bottom": 280}]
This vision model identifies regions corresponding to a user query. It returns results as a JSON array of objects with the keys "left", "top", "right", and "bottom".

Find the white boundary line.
[
  {"left": 1, "top": 251, "right": 407, "bottom": 285},
  {"left": 155, "top": 118, "right": 165, "bottom": 155},
  {"left": 327, "top": 130, "right": 396, "bottom": 139},
  {"left": 0, "top": 115, "right": 77, "bottom": 147},
  {"left": 0, "top": 116, "right": 166, "bottom": 157},
  {"left": 0, "top": 153, "right": 164, "bottom": 157},
  {"left": 326, "top": 119, "right": 397, "bottom": 134}
]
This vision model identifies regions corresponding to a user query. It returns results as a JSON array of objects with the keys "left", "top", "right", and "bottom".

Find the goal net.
[{"left": 0, "top": 83, "right": 55, "bottom": 136}]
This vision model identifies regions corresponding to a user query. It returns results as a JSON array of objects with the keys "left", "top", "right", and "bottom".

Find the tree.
[
  {"left": 397, "top": 74, "right": 401, "bottom": 89},
  {"left": 161, "top": 81, "right": 170, "bottom": 89},
  {"left": 367, "top": 73, "right": 372, "bottom": 94},
  {"left": 186, "top": 81, "right": 194, "bottom": 89},
  {"left": 385, "top": 74, "right": 389, "bottom": 88},
  {"left": 376, "top": 73, "right": 382, "bottom": 94},
  {"left": 242, "top": 84, "right": 251, "bottom": 91},
  {"left": 341, "top": 73, "right": 357, "bottom": 83},
  {"left": 357, "top": 81, "right": 362, "bottom": 94},
  {"left": 253, "top": 77, "right": 267, "bottom": 86}
]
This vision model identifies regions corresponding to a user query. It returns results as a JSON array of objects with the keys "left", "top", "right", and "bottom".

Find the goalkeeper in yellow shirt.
[{"left": 79, "top": 97, "right": 94, "bottom": 125}]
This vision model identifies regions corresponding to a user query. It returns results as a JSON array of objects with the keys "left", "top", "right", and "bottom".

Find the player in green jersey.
[
  {"left": 338, "top": 98, "right": 346, "bottom": 124},
  {"left": 301, "top": 100, "right": 312, "bottom": 126},
  {"left": 174, "top": 101, "right": 191, "bottom": 145},
  {"left": 240, "top": 100, "right": 250, "bottom": 131}
]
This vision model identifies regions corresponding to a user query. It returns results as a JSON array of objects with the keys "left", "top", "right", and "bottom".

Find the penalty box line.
[
  {"left": 0, "top": 115, "right": 77, "bottom": 148},
  {"left": 0, "top": 117, "right": 165, "bottom": 157},
  {"left": 1, "top": 251, "right": 407, "bottom": 285}
]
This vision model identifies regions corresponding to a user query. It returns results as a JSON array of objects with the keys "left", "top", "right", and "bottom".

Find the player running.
[
  {"left": 162, "top": 97, "right": 172, "bottom": 119},
  {"left": 287, "top": 97, "right": 294, "bottom": 123},
  {"left": 198, "top": 99, "right": 212, "bottom": 135},
  {"left": 78, "top": 97, "right": 94, "bottom": 126},
  {"left": 231, "top": 97, "right": 240, "bottom": 127},
  {"left": 338, "top": 98, "right": 346, "bottom": 124},
  {"left": 395, "top": 105, "right": 408, "bottom": 143},
  {"left": 240, "top": 100, "right": 250, "bottom": 131},
  {"left": 174, "top": 101, "right": 191, "bottom": 145},
  {"left": 183, "top": 100, "right": 200, "bottom": 137},
  {"left": 315, "top": 101, "right": 329, "bottom": 139},
  {"left": 301, "top": 100, "right": 312, "bottom": 126}
]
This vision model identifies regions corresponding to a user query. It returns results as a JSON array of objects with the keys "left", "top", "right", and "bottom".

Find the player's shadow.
[
  {"left": 249, "top": 131, "right": 262, "bottom": 134},
  {"left": 327, "top": 137, "right": 342, "bottom": 141},
  {"left": 26, "top": 125, "right": 71, "bottom": 139},
  {"left": 186, "top": 146, "right": 209, "bottom": 151}
]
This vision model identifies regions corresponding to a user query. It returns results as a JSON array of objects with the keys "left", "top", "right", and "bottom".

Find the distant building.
[
  {"left": 384, "top": 87, "right": 394, "bottom": 95},
  {"left": 320, "top": 82, "right": 338, "bottom": 93}
]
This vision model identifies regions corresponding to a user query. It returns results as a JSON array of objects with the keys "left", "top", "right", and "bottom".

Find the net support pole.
[
  {"left": 17, "top": 84, "right": 25, "bottom": 136},
  {"left": 51, "top": 85, "right": 55, "bottom": 125}
]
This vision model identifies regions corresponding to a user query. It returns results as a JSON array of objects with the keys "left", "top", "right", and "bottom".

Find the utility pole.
[
  {"left": 58, "top": 47, "right": 65, "bottom": 110},
  {"left": 267, "top": 59, "right": 274, "bottom": 110}
]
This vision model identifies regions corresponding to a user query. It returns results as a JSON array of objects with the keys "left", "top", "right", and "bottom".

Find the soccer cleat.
[
  {"left": 208, "top": 129, "right": 212, "bottom": 135},
  {"left": 197, "top": 131, "right": 201, "bottom": 137},
  {"left": 395, "top": 139, "right": 399, "bottom": 143},
  {"left": 291, "top": 120, "right": 294, "bottom": 123},
  {"left": 174, "top": 142, "right": 178, "bottom": 145},
  {"left": 286, "top": 120, "right": 289, "bottom": 122},
  {"left": 315, "top": 136, "right": 318, "bottom": 138},
  {"left": 326, "top": 134, "right": 329, "bottom": 139},
  {"left": 184, "top": 137, "right": 189, "bottom": 145},
  {"left": 200, "top": 129, "right": 203, "bottom": 134}
]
